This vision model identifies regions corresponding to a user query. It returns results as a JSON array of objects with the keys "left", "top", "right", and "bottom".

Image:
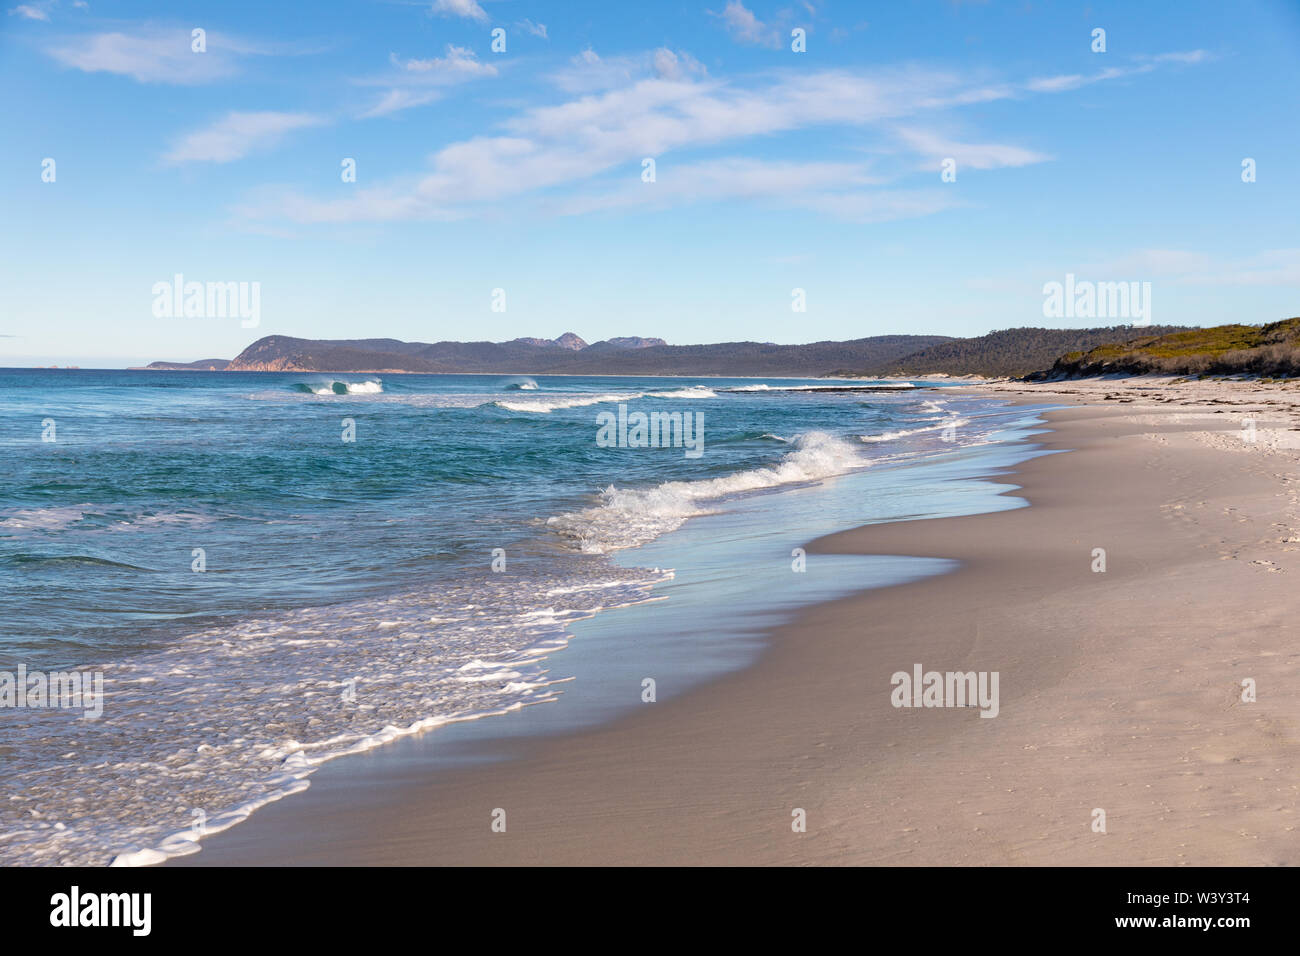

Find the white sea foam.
[
  {"left": 859, "top": 417, "right": 970, "bottom": 443},
  {"left": 308, "top": 379, "right": 383, "bottom": 395},
  {"left": 652, "top": 385, "right": 718, "bottom": 399},
  {"left": 494, "top": 391, "right": 640, "bottom": 412},
  {"left": 0, "top": 505, "right": 91, "bottom": 532},
  {"left": 546, "top": 430, "right": 865, "bottom": 553},
  {"left": 1, "top": 563, "right": 671, "bottom": 867},
  {"left": 726, "top": 383, "right": 914, "bottom": 393},
  {"left": 494, "top": 386, "right": 716, "bottom": 413},
  {"left": 0, "top": 506, "right": 215, "bottom": 535}
]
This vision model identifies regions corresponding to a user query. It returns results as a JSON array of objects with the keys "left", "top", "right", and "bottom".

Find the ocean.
[{"left": 0, "top": 369, "right": 1048, "bottom": 864}]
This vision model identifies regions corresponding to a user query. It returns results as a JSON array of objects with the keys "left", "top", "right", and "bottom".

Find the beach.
[{"left": 171, "top": 379, "right": 1300, "bottom": 866}]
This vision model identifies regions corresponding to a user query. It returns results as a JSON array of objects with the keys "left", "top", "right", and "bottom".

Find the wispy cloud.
[
  {"left": 45, "top": 27, "right": 295, "bottom": 84},
  {"left": 9, "top": 2, "right": 52, "bottom": 21},
  {"left": 388, "top": 45, "right": 496, "bottom": 76},
  {"left": 516, "top": 18, "right": 547, "bottom": 39},
  {"left": 432, "top": 0, "right": 488, "bottom": 23},
  {"left": 894, "top": 127, "right": 1051, "bottom": 170},
  {"left": 238, "top": 47, "right": 1205, "bottom": 227},
  {"left": 164, "top": 111, "right": 326, "bottom": 164},
  {"left": 1026, "top": 50, "right": 1211, "bottom": 93},
  {"left": 712, "top": 1, "right": 783, "bottom": 49},
  {"left": 550, "top": 46, "right": 706, "bottom": 93},
  {"left": 359, "top": 44, "right": 498, "bottom": 117}
]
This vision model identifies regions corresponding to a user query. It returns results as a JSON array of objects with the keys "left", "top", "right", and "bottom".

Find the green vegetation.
[
  {"left": 867, "top": 325, "right": 1192, "bottom": 378},
  {"left": 1034, "top": 317, "right": 1300, "bottom": 378}
]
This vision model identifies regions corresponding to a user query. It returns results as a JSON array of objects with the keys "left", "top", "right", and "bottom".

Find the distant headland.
[{"left": 136, "top": 324, "right": 1236, "bottom": 379}]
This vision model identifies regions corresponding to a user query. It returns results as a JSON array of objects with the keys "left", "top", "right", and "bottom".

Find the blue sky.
[{"left": 2, "top": 0, "right": 1299, "bottom": 366}]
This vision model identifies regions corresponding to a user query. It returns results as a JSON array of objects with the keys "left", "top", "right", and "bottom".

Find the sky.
[{"left": 2, "top": 0, "right": 1299, "bottom": 367}]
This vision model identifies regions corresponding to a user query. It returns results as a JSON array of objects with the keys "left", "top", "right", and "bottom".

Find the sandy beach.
[{"left": 174, "top": 379, "right": 1300, "bottom": 866}]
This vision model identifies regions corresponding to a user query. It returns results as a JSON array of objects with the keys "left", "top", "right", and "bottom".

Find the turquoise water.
[{"left": 0, "top": 368, "right": 1035, "bottom": 864}]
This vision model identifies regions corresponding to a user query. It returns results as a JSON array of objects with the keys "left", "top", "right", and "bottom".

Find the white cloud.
[
  {"left": 389, "top": 45, "right": 496, "bottom": 76},
  {"left": 9, "top": 3, "right": 51, "bottom": 21},
  {"left": 516, "top": 18, "right": 547, "bottom": 39},
  {"left": 240, "top": 50, "right": 1206, "bottom": 226},
  {"left": 1026, "top": 51, "right": 1208, "bottom": 94},
  {"left": 432, "top": 0, "right": 488, "bottom": 23},
  {"left": 360, "top": 44, "right": 498, "bottom": 117},
  {"left": 361, "top": 89, "right": 445, "bottom": 118},
  {"left": 652, "top": 47, "right": 706, "bottom": 81},
  {"left": 895, "top": 127, "right": 1050, "bottom": 170},
  {"left": 1150, "top": 50, "right": 1211, "bottom": 65},
  {"left": 714, "top": 1, "right": 781, "bottom": 49},
  {"left": 552, "top": 46, "right": 706, "bottom": 93},
  {"left": 255, "top": 67, "right": 974, "bottom": 224},
  {"left": 46, "top": 28, "right": 286, "bottom": 84},
  {"left": 551, "top": 48, "right": 638, "bottom": 92},
  {"left": 164, "top": 111, "right": 326, "bottom": 164}
]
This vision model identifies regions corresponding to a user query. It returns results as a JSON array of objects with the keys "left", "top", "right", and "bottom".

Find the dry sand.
[{"left": 175, "top": 378, "right": 1300, "bottom": 866}]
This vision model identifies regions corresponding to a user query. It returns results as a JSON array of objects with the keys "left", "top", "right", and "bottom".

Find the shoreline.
[{"left": 173, "top": 384, "right": 1300, "bottom": 866}]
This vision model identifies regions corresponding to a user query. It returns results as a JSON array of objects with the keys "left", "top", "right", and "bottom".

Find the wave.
[
  {"left": 493, "top": 386, "right": 716, "bottom": 413},
  {"left": 546, "top": 430, "right": 865, "bottom": 553},
  {"left": 649, "top": 385, "right": 717, "bottom": 399},
  {"left": 502, "top": 377, "right": 539, "bottom": 391},
  {"left": 725, "top": 383, "right": 915, "bottom": 393},
  {"left": 859, "top": 417, "right": 969, "bottom": 443},
  {"left": 493, "top": 391, "right": 641, "bottom": 413},
  {"left": 3, "top": 553, "right": 155, "bottom": 571},
  {"left": 291, "top": 379, "right": 383, "bottom": 396}
]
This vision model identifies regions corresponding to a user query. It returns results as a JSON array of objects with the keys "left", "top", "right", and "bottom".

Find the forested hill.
[
  {"left": 870, "top": 326, "right": 1194, "bottom": 378},
  {"left": 218, "top": 333, "right": 955, "bottom": 377},
  {"left": 147, "top": 325, "right": 1209, "bottom": 378},
  {"left": 1031, "top": 318, "right": 1300, "bottom": 379}
]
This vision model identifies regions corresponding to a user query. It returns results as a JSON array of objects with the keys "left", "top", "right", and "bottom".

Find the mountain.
[
  {"left": 507, "top": 332, "right": 595, "bottom": 350},
  {"left": 1031, "top": 317, "right": 1300, "bottom": 379},
  {"left": 604, "top": 336, "right": 666, "bottom": 349},
  {"left": 553, "top": 332, "right": 588, "bottom": 350},
  {"left": 218, "top": 333, "right": 955, "bottom": 376}
]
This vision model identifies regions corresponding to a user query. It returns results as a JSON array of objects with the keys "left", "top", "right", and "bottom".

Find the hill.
[
  {"left": 870, "top": 326, "right": 1194, "bottom": 378},
  {"left": 221, "top": 333, "right": 956, "bottom": 377},
  {"left": 1032, "top": 318, "right": 1300, "bottom": 379},
  {"left": 137, "top": 358, "right": 232, "bottom": 371}
]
